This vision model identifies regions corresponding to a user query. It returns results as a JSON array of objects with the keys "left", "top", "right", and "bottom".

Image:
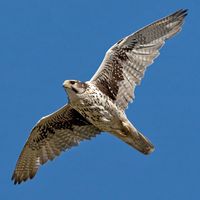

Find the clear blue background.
[{"left": 1, "top": 0, "right": 199, "bottom": 199}]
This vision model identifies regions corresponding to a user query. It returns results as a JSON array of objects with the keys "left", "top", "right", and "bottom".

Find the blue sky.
[{"left": 1, "top": 0, "right": 199, "bottom": 199}]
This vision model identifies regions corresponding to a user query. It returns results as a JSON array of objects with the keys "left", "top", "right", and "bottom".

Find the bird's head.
[{"left": 63, "top": 80, "right": 87, "bottom": 96}]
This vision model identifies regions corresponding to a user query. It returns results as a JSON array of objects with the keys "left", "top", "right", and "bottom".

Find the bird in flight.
[{"left": 12, "top": 9, "right": 188, "bottom": 184}]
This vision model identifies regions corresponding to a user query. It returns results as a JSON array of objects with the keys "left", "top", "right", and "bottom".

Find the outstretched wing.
[
  {"left": 90, "top": 9, "right": 188, "bottom": 110},
  {"left": 12, "top": 104, "right": 100, "bottom": 184}
]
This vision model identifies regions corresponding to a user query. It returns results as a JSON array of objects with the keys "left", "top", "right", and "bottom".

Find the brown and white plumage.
[
  {"left": 12, "top": 105, "right": 100, "bottom": 184},
  {"left": 91, "top": 9, "right": 187, "bottom": 110},
  {"left": 12, "top": 9, "right": 187, "bottom": 184}
]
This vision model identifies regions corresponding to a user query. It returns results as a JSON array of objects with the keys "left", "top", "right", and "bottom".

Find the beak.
[{"left": 63, "top": 80, "right": 71, "bottom": 89}]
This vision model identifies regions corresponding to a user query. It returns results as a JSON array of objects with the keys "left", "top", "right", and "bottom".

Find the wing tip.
[
  {"left": 11, "top": 171, "right": 37, "bottom": 185},
  {"left": 173, "top": 8, "right": 188, "bottom": 19},
  {"left": 11, "top": 174, "right": 24, "bottom": 185}
]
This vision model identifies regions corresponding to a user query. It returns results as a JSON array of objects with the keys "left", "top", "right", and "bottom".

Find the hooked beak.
[{"left": 63, "top": 80, "right": 71, "bottom": 89}]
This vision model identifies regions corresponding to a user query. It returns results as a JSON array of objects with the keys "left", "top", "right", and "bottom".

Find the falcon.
[{"left": 12, "top": 9, "right": 188, "bottom": 184}]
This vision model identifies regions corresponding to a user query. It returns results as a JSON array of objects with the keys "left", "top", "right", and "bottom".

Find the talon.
[{"left": 115, "top": 130, "right": 127, "bottom": 137}]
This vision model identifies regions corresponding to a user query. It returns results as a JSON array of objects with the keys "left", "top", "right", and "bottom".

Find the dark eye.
[{"left": 70, "top": 81, "right": 75, "bottom": 85}]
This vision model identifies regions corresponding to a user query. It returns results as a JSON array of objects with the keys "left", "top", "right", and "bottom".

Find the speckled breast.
[{"left": 71, "top": 86, "right": 119, "bottom": 130}]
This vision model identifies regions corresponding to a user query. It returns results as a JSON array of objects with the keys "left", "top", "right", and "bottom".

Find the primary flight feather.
[{"left": 12, "top": 9, "right": 188, "bottom": 184}]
